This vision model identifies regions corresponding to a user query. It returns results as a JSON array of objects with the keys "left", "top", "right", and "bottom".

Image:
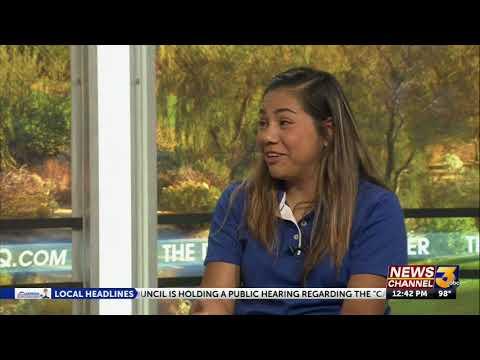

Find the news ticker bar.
[
  {"left": 1, "top": 288, "right": 383, "bottom": 300},
  {"left": 0, "top": 287, "right": 456, "bottom": 300}
]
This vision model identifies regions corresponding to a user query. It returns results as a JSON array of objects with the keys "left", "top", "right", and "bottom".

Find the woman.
[{"left": 191, "top": 67, "right": 407, "bottom": 315}]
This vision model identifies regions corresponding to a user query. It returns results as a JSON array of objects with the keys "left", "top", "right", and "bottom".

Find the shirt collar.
[{"left": 276, "top": 188, "right": 314, "bottom": 224}]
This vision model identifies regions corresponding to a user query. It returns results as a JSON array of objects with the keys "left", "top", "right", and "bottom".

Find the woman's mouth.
[{"left": 264, "top": 152, "right": 285, "bottom": 165}]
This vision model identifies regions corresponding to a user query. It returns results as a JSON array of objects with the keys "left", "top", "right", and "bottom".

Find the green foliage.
[
  {"left": 0, "top": 271, "right": 12, "bottom": 285},
  {"left": 155, "top": 45, "right": 479, "bottom": 210},
  {"left": 158, "top": 179, "right": 221, "bottom": 213},
  {"left": 12, "top": 91, "right": 71, "bottom": 161},
  {"left": 408, "top": 217, "right": 477, "bottom": 234},
  {"left": 445, "top": 153, "right": 464, "bottom": 172},
  {"left": 192, "top": 158, "right": 230, "bottom": 189},
  {"left": 407, "top": 218, "right": 478, "bottom": 256},
  {"left": 0, "top": 45, "right": 70, "bottom": 171}
]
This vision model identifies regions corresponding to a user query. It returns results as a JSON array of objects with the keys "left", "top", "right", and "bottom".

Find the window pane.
[
  {"left": 0, "top": 228, "right": 73, "bottom": 314},
  {"left": 406, "top": 218, "right": 479, "bottom": 264},
  {"left": 0, "top": 45, "right": 72, "bottom": 219},
  {"left": 0, "top": 229, "right": 73, "bottom": 283},
  {"left": 157, "top": 225, "right": 207, "bottom": 279},
  {"left": 156, "top": 224, "right": 206, "bottom": 315},
  {"left": 155, "top": 45, "right": 479, "bottom": 214}
]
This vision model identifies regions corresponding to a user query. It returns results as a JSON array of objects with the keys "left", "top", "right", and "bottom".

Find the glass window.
[
  {"left": 406, "top": 218, "right": 479, "bottom": 262},
  {"left": 0, "top": 45, "right": 74, "bottom": 315},
  {"left": 0, "top": 45, "right": 72, "bottom": 219},
  {"left": 157, "top": 224, "right": 208, "bottom": 279},
  {"left": 0, "top": 228, "right": 73, "bottom": 314}
]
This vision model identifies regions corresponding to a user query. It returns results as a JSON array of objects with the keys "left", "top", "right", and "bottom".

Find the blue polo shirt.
[{"left": 204, "top": 179, "right": 408, "bottom": 315}]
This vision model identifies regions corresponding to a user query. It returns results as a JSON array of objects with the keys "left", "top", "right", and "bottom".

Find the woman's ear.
[
  {"left": 323, "top": 117, "right": 333, "bottom": 129},
  {"left": 322, "top": 117, "right": 334, "bottom": 141}
]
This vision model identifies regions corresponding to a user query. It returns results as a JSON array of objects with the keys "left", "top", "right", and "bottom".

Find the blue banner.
[{"left": 50, "top": 288, "right": 137, "bottom": 299}]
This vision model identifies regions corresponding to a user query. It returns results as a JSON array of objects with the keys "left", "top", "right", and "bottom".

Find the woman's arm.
[
  {"left": 340, "top": 274, "right": 387, "bottom": 315},
  {"left": 190, "top": 262, "right": 240, "bottom": 315}
]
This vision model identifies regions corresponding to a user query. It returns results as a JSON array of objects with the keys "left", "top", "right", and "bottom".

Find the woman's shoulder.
[
  {"left": 216, "top": 180, "right": 248, "bottom": 210},
  {"left": 357, "top": 179, "right": 403, "bottom": 215},
  {"left": 221, "top": 180, "right": 246, "bottom": 198}
]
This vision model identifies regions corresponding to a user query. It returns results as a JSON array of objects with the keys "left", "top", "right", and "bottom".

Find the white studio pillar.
[
  {"left": 92, "top": 45, "right": 133, "bottom": 314},
  {"left": 72, "top": 45, "right": 157, "bottom": 315}
]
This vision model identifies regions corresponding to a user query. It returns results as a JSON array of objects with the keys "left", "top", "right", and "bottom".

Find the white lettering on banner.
[
  {"left": 172, "top": 244, "right": 185, "bottom": 261},
  {"left": 162, "top": 244, "right": 173, "bottom": 262},
  {"left": 0, "top": 249, "right": 69, "bottom": 268},
  {"left": 161, "top": 242, "right": 208, "bottom": 262},
  {"left": 18, "top": 250, "right": 34, "bottom": 266},
  {"left": 162, "top": 243, "right": 200, "bottom": 262},
  {"left": 33, "top": 250, "right": 49, "bottom": 266},
  {"left": 466, "top": 236, "right": 480, "bottom": 254},
  {"left": 50, "top": 250, "right": 68, "bottom": 266},
  {"left": 408, "top": 237, "right": 430, "bottom": 256},
  {"left": 0, "top": 248, "right": 12, "bottom": 267},
  {"left": 185, "top": 243, "right": 195, "bottom": 261}
]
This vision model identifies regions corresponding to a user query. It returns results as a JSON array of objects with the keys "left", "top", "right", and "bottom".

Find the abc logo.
[{"left": 435, "top": 266, "right": 459, "bottom": 289}]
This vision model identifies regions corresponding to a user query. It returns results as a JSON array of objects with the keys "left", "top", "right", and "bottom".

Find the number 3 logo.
[{"left": 435, "top": 266, "right": 458, "bottom": 289}]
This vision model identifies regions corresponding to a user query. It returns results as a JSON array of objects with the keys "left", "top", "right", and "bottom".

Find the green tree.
[
  {"left": 156, "top": 45, "right": 309, "bottom": 182},
  {"left": 0, "top": 45, "right": 70, "bottom": 171},
  {"left": 155, "top": 45, "right": 479, "bottom": 212}
]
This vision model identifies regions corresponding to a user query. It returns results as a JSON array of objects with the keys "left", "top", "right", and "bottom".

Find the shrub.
[
  {"left": 0, "top": 166, "right": 58, "bottom": 218},
  {"left": 158, "top": 179, "right": 221, "bottom": 214},
  {"left": 192, "top": 158, "right": 230, "bottom": 189},
  {"left": 33, "top": 158, "right": 71, "bottom": 207}
]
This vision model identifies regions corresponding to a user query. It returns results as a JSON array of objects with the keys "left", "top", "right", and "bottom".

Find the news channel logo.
[
  {"left": 434, "top": 265, "right": 460, "bottom": 289},
  {"left": 386, "top": 264, "right": 460, "bottom": 299},
  {"left": 15, "top": 288, "right": 51, "bottom": 300}
]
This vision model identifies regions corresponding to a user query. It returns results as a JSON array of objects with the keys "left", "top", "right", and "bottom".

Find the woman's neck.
[{"left": 285, "top": 177, "right": 317, "bottom": 210}]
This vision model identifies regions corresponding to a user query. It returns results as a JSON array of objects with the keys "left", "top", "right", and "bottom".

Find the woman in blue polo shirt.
[{"left": 191, "top": 67, "right": 407, "bottom": 315}]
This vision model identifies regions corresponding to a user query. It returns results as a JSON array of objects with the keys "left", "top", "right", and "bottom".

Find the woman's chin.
[{"left": 268, "top": 170, "right": 290, "bottom": 181}]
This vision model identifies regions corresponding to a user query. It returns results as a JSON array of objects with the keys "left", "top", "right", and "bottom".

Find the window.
[
  {"left": 0, "top": 45, "right": 72, "bottom": 218},
  {"left": 0, "top": 45, "right": 76, "bottom": 314}
]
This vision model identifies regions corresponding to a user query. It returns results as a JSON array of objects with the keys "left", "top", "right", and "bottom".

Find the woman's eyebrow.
[
  {"left": 274, "top": 108, "right": 297, "bottom": 115},
  {"left": 258, "top": 108, "right": 297, "bottom": 116}
]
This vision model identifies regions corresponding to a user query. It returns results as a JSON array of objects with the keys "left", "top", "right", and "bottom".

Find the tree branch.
[
  {"left": 232, "top": 94, "right": 251, "bottom": 144},
  {"left": 209, "top": 126, "right": 223, "bottom": 153},
  {"left": 392, "top": 113, "right": 406, "bottom": 144},
  {"left": 393, "top": 147, "right": 417, "bottom": 193}
]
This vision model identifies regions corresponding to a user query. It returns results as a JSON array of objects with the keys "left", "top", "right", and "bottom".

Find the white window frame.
[{"left": 70, "top": 45, "right": 157, "bottom": 315}]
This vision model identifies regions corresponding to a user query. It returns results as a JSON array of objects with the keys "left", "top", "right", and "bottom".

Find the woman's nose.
[{"left": 260, "top": 125, "right": 280, "bottom": 144}]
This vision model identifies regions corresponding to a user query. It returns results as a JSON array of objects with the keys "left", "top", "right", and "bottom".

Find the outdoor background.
[{"left": 0, "top": 45, "right": 478, "bottom": 315}]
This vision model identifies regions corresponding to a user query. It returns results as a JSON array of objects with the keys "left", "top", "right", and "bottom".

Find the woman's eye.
[
  {"left": 258, "top": 120, "right": 267, "bottom": 128},
  {"left": 280, "top": 120, "right": 291, "bottom": 127}
]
